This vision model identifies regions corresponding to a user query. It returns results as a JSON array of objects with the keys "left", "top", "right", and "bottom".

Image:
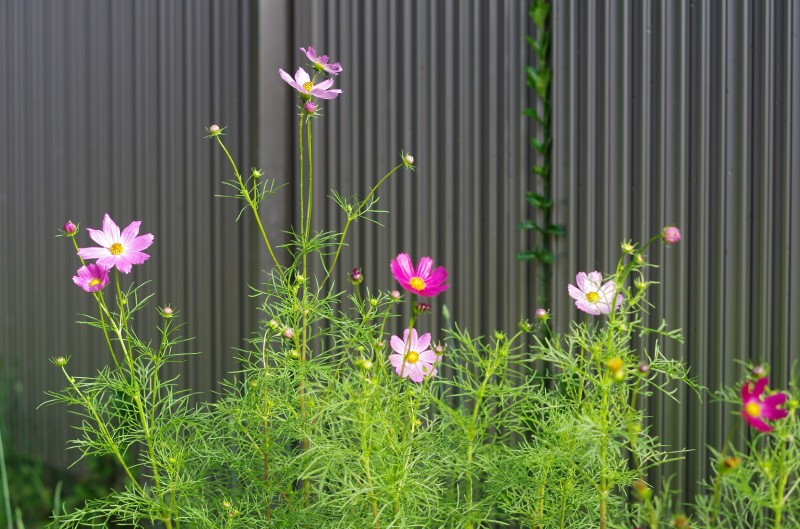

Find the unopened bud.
[
  {"left": 672, "top": 514, "right": 691, "bottom": 529},
  {"left": 356, "top": 358, "right": 373, "bottom": 370},
  {"left": 751, "top": 364, "right": 766, "bottom": 377},
  {"left": 63, "top": 220, "right": 78, "bottom": 236},
  {"left": 295, "top": 274, "right": 306, "bottom": 283},
  {"left": 607, "top": 357, "right": 624, "bottom": 372},
  {"left": 635, "top": 253, "right": 646, "bottom": 265},
  {"left": 721, "top": 456, "right": 742, "bottom": 472},
  {"left": 52, "top": 356, "right": 70, "bottom": 367},
  {"left": 633, "top": 479, "right": 651, "bottom": 501},
  {"left": 161, "top": 306, "right": 174, "bottom": 318},
  {"left": 304, "top": 101, "right": 318, "bottom": 114},
  {"left": 635, "top": 280, "right": 647, "bottom": 290},
  {"left": 638, "top": 362, "right": 651, "bottom": 374},
  {"left": 535, "top": 308, "right": 549, "bottom": 321},
  {"left": 663, "top": 226, "right": 682, "bottom": 245},
  {"left": 289, "top": 349, "right": 301, "bottom": 359},
  {"left": 404, "top": 153, "right": 415, "bottom": 166},
  {"left": 282, "top": 327, "right": 295, "bottom": 340},
  {"left": 268, "top": 319, "right": 279, "bottom": 330},
  {"left": 390, "top": 290, "right": 402, "bottom": 301},
  {"left": 414, "top": 302, "right": 432, "bottom": 315},
  {"left": 251, "top": 168, "right": 264, "bottom": 178},
  {"left": 434, "top": 344, "right": 445, "bottom": 355},
  {"left": 222, "top": 501, "right": 232, "bottom": 509},
  {"left": 370, "top": 298, "right": 379, "bottom": 307},
  {"left": 208, "top": 124, "right": 222, "bottom": 136},
  {"left": 520, "top": 320, "right": 533, "bottom": 332},
  {"left": 349, "top": 267, "right": 364, "bottom": 285},
  {"left": 621, "top": 241, "right": 636, "bottom": 254}
]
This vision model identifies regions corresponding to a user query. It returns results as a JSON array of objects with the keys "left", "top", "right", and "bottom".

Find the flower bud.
[
  {"left": 304, "top": 101, "right": 318, "bottom": 114},
  {"left": 63, "top": 220, "right": 78, "bottom": 236},
  {"left": 268, "top": 319, "right": 279, "bottom": 330},
  {"left": 635, "top": 253, "right": 646, "bottom": 265},
  {"left": 374, "top": 340, "right": 385, "bottom": 349},
  {"left": 356, "top": 358, "right": 373, "bottom": 370},
  {"left": 621, "top": 241, "right": 636, "bottom": 254},
  {"left": 295, "top": 274, "right": 306, "bottom": 283},
  {"left": 607, "top": 357, "right": 624, "bottom": 372},
  {"left": 160, "top": 306, "right": 174, "bottom": 318},
  {"left": 282, "top": 327, "right": 295, "bottom": 340},
  {"left": 349, "top": 267, "right": 364, "bottom": 285},
  {"left": 434, "top": 344, "right": 445, "bottom": 356},
  {"left": 390, "top": 290, "right": 402, "bottom": 301},
  {"left": 404, "top": 153, "right": 415, "bottom": 166},
  {"left": 635, "top": 280, "right": 647, "bottom": 290},
  {"left": 208, "top": 124, "right": 222, "bottom": 136},
  {"left": 751, "top": 364, "right": 766, "bottom": 377},
  {"left": 638, "top": 362, "right": 651, "bottom": 374},
  {"left": 535, "top": 308, "right": 549, "bottom": 321},
  {"left": 289, "top": 349, "right": 301, "bottom": 359},
  {"left": 720, "top": 456, "right": 742, "bottom": 473},
  {"left": 51, "top": 355, "right": 70, "bottom": 367},
  {"left": 251, "top": 168, "right": 264, "bottom": 179},
  {"left": 633, "top": 479, "right": 651, "bottom": 501},
  {"left": 672, "top": 514, "right": 691, "bottom": 529},
  {"left": 520, "top": 320, "right": 533, "bottom": 332},
  {"left": 222, "top": 501, "right": 232, "bottom": 509},
  {"left": 663, "top": 226, "right": 682, "bottom": 245},
  {"left": 414, "top": 302, "right": 432, "bottom": 315}
]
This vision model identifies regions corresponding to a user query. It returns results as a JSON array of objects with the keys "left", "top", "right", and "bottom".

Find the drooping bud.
[
  {"left": 349, "top": 267, "right": 364, "bottom": 285},
  {"left": 663, "top": 226, "right": 682, "bottom": 245},
  {"left": 63, "top": 220, "right": 78, "bottom": 236}
]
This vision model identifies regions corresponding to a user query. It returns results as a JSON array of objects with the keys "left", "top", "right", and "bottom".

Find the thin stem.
[
  {"left": 0, "top": 426, "right": 12, "bottom": 529},
  {"left": 305, "top": 117, "right": 314, "bottom": 241},
  {"left": 299, "top": 117, "right": 305, "bottom": 242},
  {"left": 214, "top": 135, "right": 282, "bottom": 270},
  {"left": 322, "top": 163, "right": 405, "bottom": 289}
]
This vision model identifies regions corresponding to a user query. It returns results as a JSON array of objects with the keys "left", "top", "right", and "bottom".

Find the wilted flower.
[
  {"left": 389, "top": 328, "right": 437, "bottom": 383},
  {"left": 300, "top": 46, "right": 343, "bottom": 75},
  {"left": 567, "top": 271, "right": 623, "bottom": 315},
  {"left": 741, "top": 377, "right": 789, "bottom": 432},
  {"left": 77, "top": 214, "right": 154, "bottom": 274},
  {"left": 72, "top": 263, "right": 111, "bottom": 293},
  {"left": 391, "top": 253, "right": 449, "bottom": 297},
  {"left": 672, "top": 514, "right": 691, "bottom": 529},
  {"left": 63, "top": 220, "right": 78, "bottom": 236},
  {"left": 720, "top": 456, "right": 742, "bottom": 473},
  {"left": 663, "top": 226, "right": 682, "bottom": 245},
  {"left": 278, "top": 67, "right": 342, "bottom": 100}
]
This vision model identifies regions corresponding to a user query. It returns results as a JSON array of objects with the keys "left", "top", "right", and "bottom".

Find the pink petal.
[
  {"left": 102, "top": 214, "right": 121, "bottom": 242},
  {"left": 391, "top": 253, "right": 415, "bottom": 282},
  {"left": 314, "top": 78, "right": 335, "bottom": 91},
  {"left": 312, "top": 88, "right": 341, "bottom": 99},
  {"left": 112, "top": 256, "right": 133, "bottom": 274},
  {"left": 279, "top": 68, "right": 303, "bottom": 92},
  {"left": 390, "top": 335, "right": 406, "bottom": 355},
  {"left": 743, "top": 412, "right": 773, "bottom": 432},
  {"left": 753, "top": 377, "right": 769, "bottom": 398},
  {"left": 418, "top": 350, "right": 437, "bottom": 364},
  {"left": 741, "top": 381, "right": 753, "bottom": 402},
  {"left": 77, "top": 246, "right": 110, "bottom": 260},
  {"left": 86, "top": 227, "right": 112, "bottom": 248},
  {"left": 127, "top": 233, "right": 154, "bottom": 252},
  {"left": 586, "top": 271, "right": 603, "bottom": 286},
  {"left": 414, "top": 332, "right": 432, "bottom": 352},
  {"left": 295, "top": 67, "right": 310, "bottom": 85},
  {"left": 567, "top": 284, "right": 585, "bottom": 302},
  {"left": 427, "top": 267, "right": 448, "bottom": 286},
  {"left": 575, "top": 272, "right": 588, "bottom": 292},
  {"left": 120, "top": 221, "right": 141, "bottom": 243},
  {"left": 408, "top": 364, "right": 425, "bottom": 383},
  {"left": 123, "top": 250, "right": 151, "bottom": 266},
  {"left": 576, "top": 299, "right": 602, "bottom": 316},
  {"left": 416, "top": 257, "right": 434, "bottom": 278},
  {"left": 389, "top": 353, "right": 404, "bottom": 372}
]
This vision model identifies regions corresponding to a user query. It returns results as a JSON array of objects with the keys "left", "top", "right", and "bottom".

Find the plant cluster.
[{"left": 45, "top": 46, "right": 797, "bottom": 529}]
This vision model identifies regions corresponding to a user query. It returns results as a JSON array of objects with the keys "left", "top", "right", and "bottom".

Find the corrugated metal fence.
[{"left": 1, "top": 0, "right": 798, "bottom": 503}]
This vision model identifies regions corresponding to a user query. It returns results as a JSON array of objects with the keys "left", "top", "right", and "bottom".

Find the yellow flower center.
[
  {"left": 303, "top": 81, "right": 314, "bottom": 92},
  {"left": 745, "top": 402, "right": 762, "bottom": 417},
  {"left": 587, "top": 291, "right": 601, "bottom": 303},
  {"left": 406, "top": 351, "right": 420, "bottom": 364},
  {"left": 110, "top": 242, "right": 124, "bottom": 255},
  {"left": 410, "top": 277, "right": 427, "bottom": 291},
  {"left": 89, "top": 278, "right": 102, "bottom": 287}
]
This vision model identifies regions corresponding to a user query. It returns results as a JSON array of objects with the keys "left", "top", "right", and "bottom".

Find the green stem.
[
  {"left": 322, "top": 163, "right": 405, "bottom": 289},
  {"left": 299, "top": 117, "right": 305, "bottom": 244},
  {"left": 214, "top": 135, "right": 282, "bottom": 270},
  {"left": 0, "top": 426, "right": 12, "bottom": 529},
  {"left": 305, "top": 117, "right": 314, "bottom": 242}
]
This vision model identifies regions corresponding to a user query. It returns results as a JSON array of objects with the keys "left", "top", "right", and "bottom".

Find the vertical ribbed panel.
[
  {"left": 553, "top": 1, "right": 800, "bottom": 498},
  {"left": 0, "top": 0, "right": 263, "bottom": 468},
  {"left": 291, "top": 0, "right": 535, "bottom": 340}
]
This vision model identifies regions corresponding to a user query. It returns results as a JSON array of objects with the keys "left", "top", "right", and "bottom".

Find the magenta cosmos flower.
[
  {"left": 741, "top": 377, "right": 789, "bottom": 432},
  {"left": 391, "top": 253, "right": 450, "bottom": 297},
  {"left": 77, "top": 214, "right": 154, "bottom": 274},
  {"left": 389, "top": 328, "right": 438, "bottom": 383},
  {"left": 300, "top": 46, "right": 343, "bottom": 76},
  {"left": 278, "top": 67, "right": 341, "bottom": 100},
  {"left": 72, "top": 263, "right": 110, "bottom": 293},
  {"left": 567, "top": 271, "right": 623, "bottom": 315}
]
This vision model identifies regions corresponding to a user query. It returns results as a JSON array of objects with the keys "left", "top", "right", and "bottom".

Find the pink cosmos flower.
[
  {"left": 390, "top": 253, "right": 449, "bottom": 297},
  {"left": 741, "top": 377, "right": 789, "bottom": 432},
  {"left": 77, "top": 214, "right": 154, "bottom": 274},
  {"left": 567, "top": 271, "right": 623, "bottom": 315},
  {"left": 72, "top": 263, "right": 110, "bottom": 293},
  {"left": 300, "top": 46, "right": 343, "bottom": 76},
  {"left": 389, "top": 328, "right": 437, "bottom": 383},
  {"left": 278, "top": 67, "right": 341, "bottom": 100}
]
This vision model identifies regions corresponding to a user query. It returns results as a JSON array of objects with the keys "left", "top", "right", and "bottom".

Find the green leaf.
[
  {"left": 534, "top": 67, "right": 551, "bottom": 98},
  {"left": 518, "top": 220, "right": 540, "bottom": 231},
  {"left": 522, "top": 108, "right": 540, "bottom": 120},
  {"left": 533, "top": 164, "right": 550, "bottom": 176},
  {"left": 546, "top": 224, "right": 566, "bottom": 236},
  {"left": 531, "top": 137, "right": 552, "bottom": 155},
  {"left": 534, "top": 246, "right": 556, "bottom": 264},
  {"left": 526, "top": 35, "right": 537, "bottom": 49},
  {"left": 532, "top": 1, "right": 550, "bottom": 28},
  {"left": 534, "top": 32, "right": 551, "bottom": 60},
  {"left": 526, "top": 192, "right": 553, "bottom": 209},
  {"left": 516, "top": 250, "right": 536, "bottom": 262}
]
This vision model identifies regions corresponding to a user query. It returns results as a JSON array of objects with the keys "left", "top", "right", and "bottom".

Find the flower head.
[
  {"left": 300, "top": 46, "right": 343, "bottom": 75},
  {"left": 567, "top": 271, "right": 623, "bottom": 315},
  {"left": 77, "top": 214, "right": 154, "bottom": 274},
  {"left": 63, "top": 220, "right": 78, "bottom": 236},
  {"left": 663, "top": 226, "right": 682, "bottom": 245},
  {"left": 391, "top": 253, "right": 449, "bottom": 297},
  {"left": 741, "top": 377, "right": 789, "bottom": 432},
  {"left": 72, "top": 263, "right": 111, "bottom": 293},
  {"left": 278, "top": 67, "right": 341, "bottom": 100},
  {"left": 389, "top": 328, "right": 437, "bottom": 383}
]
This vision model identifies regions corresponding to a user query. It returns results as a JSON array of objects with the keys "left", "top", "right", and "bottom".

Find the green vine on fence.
[{"left": 518, "top": 0, "right": 563, "bottom": 309}]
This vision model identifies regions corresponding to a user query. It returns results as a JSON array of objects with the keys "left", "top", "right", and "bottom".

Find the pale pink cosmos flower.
[
  {"left": 300, "top": 46, "right": 343, "bottom": 76},
  {"left": 77, "top": 214, "right": 154, "bottom": 274},
  {"left": 278, "top": 67, "right": 341, "bottom": 100},
  {"left": 391, "top": 253, "right": 449, "bottom": 297},
  {"left": 741, "top": 377, "right": 789, "bottom": 433},
  {"left": 72, "top": 263, "right": 110, "bottom": 293},
  {"left": 567, "top": 271, "right": 623, "bottom": 315},
  {"left": 389, "top": 328, "right": 437, "bottom": 383}
]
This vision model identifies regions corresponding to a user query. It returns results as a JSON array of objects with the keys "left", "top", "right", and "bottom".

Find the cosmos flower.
[
  {"left": 567, "top": 271, "right": 623, "bottom": 315},
  {"left": 300, "top": 46, "right": 343, "bottom": 76},
  {"left": 390, "top": 253, "right": 449, "bottom": 297},
  {"left": 278, "top": 67, "right": 341, "bottom": 100},
  {"left": 72, "top": 263, "right": 111, "bottom": 293},
  {"left": 77, "top": 214, "right": 154, "bottom": 274},
  {"left": 389, "top": 328, "right": 437, "bottom": 383},
  {"left": 741, "top": 377, "right": 789, "bottom": 432}
]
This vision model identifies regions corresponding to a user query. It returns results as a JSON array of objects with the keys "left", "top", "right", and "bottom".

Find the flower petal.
[
  {"left": 390, "top": 335, "right": 406, "bottom": 355},
  {"left": 416, "top": 257, "right": 434, "bottom": 279},
  {"left": 102, "top": 214, "right": 121, "bottom": 242},
  {"left": 426, "top": 267, "right": 448, "bottom": 286},
  {"left": 742, "top": 412, "right": 773, "bottom": 432},
  {"left": 568, "top": 284, "right": 585, "bottom": 302},
  {"left": 314, "top": 78, "right": 335, "bottom": 91},
  {"left": 415, "top": 332, "right": 432, "bottom": 352},
  {"left": 753, "top": 377, "right": 769, "bottom": 398},
  {"left": 575, "top": 272, "right": 588, "bottom": 292},
  {"left": 295, "top": 67, "right": 310, "bottom": 85},
  {"left": 120, "top": 221, "right": 141, "bottom": 243},
  {"left": 391, "top": 253, "right": 416, "bottom": 282},
  {"left": 126, "top": 234, "right": 154, "bottom": 253},
  {"left": 77, "top": 246, "right": 110, "bottom": 260},
  {"left": 312, "top": 88, "right": 342, "bottom": 99},
  {"left": 86, "top": 227, "right": 112, "bottom": 248}
]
